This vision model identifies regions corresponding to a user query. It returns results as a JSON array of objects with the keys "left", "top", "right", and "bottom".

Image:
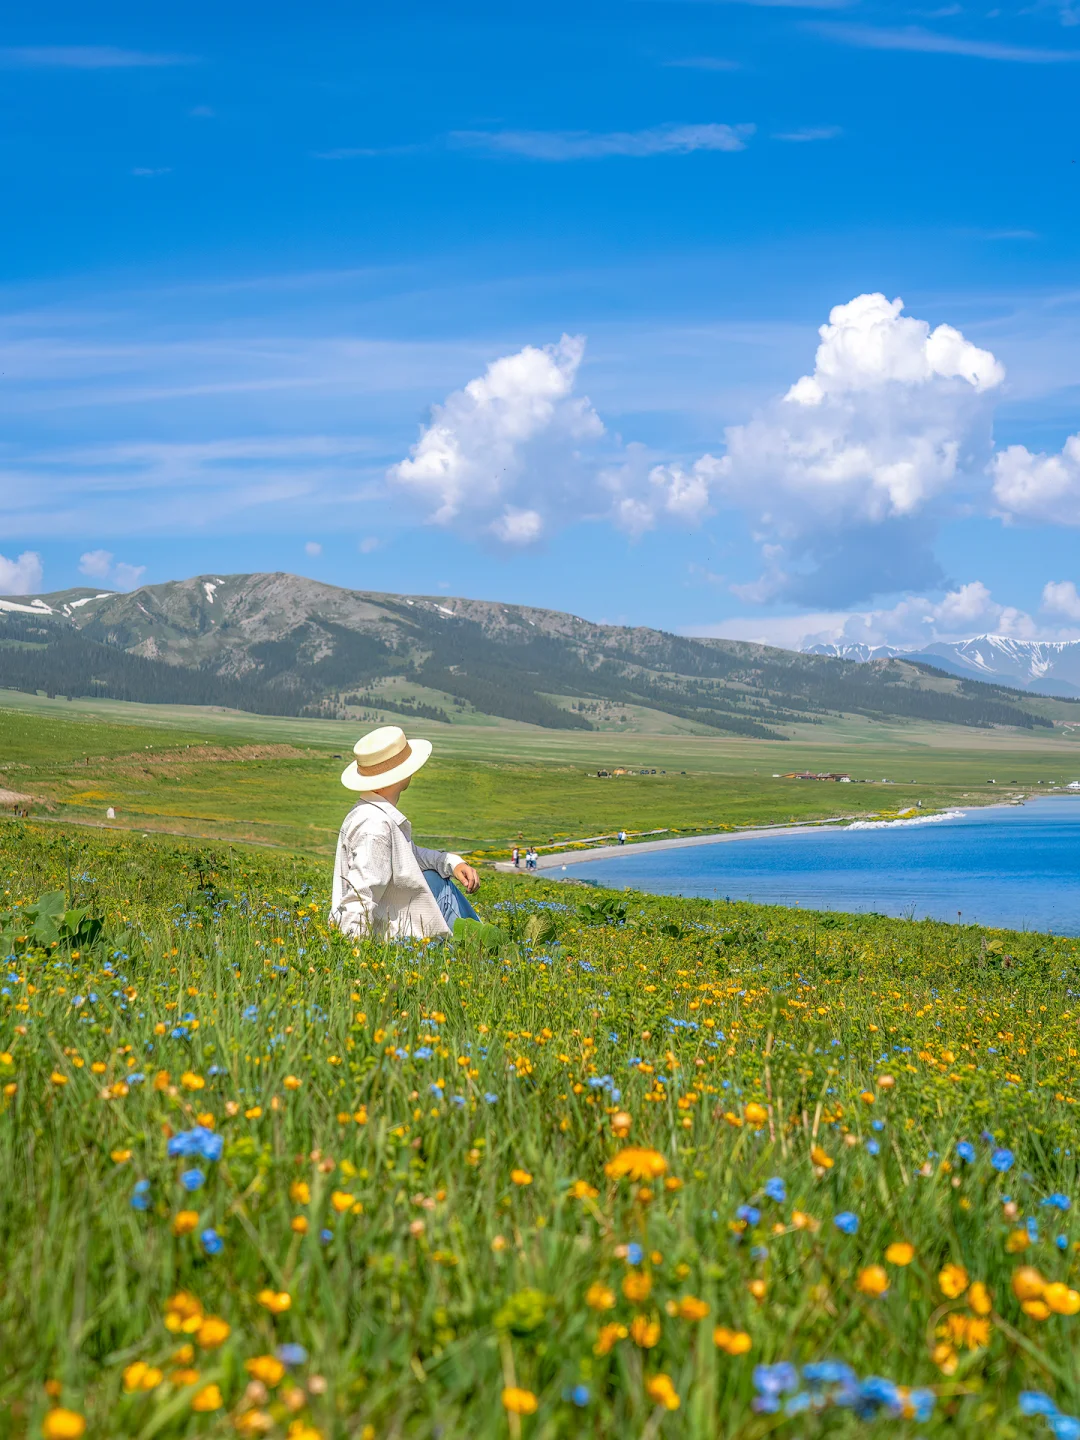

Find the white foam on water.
[{"left": 847, "top": 809, "right": 966, "bottom": 831}]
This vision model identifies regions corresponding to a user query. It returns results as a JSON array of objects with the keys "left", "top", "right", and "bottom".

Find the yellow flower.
[
  {"left": 286, "top": 1423, "right": 323, "bottom": 1440},
  {"left": 791, "top": 1210, "right": 818, "bottom": 1231},
  {"left": 938, "top": 1264, "right": 969, "bottom": 1299},
  {"left": 585, "top": 1282, "right": 616, "bottom": 1310},
  {"left": 859, "top": 1090, "right": 875, "bottom": 1104},
  {"left": 604, "top": 1147, "right": 668, "bottom": 1182},
  {"left": 245, "top": 1106, "right": 262, "bottom": 1119},
  {"left": 180, "top": 1071, "right": 205, "bottom": 1091},
  {"left": 932, "top": 1342, "right": 958, "bottom": 1375},
  {"left": 290, "top": 1180, "right": 310, "bottom": 1205},
  {"left": 195, "top": 1316, "right": 230, "bottom": 1349},
  {"left": 246, "top": 1355, "right": 285, "bottom": 1386},
  {"left": 291, "top": 1215, "right": 308, "bottom": 1234},
  {"left": 885, "top": 1242, "right": 915, "bottom": 1266},
  {"left": 856, "top": 1265, "right": 889, "bottom": 1297},
  {"left": 713, "top": 1327, "right": 752, "bottom": 1355},
  {"left": 501, "top": 1387, "right": 538, "bottom": 1415},
  {"left": 510, "top": 1169, "right": 533, "bottom": 1186},
  {"left": 191, "top": 1383, "right": 223, "bottom": 1412},
  {"left": 1022, "top": 1299, "right": 1052, "bottom": 1320},
  {"left": 744, "top": 1101, "right": 768, "bottom": 1126},
  {"left": 622, "top": 1272, "right": 652, "bottom": 1303},
  {"left": 123, "top": 1361, "right": 163, "bottom": 1392},
  {"left": 630, "top": 1315, "right": 661, "bottom": 1348},
  {"left": 257, "top": 1289, "right": 292, "bottom": 1314},
  {"left": 1044, "top": 1282, "right": 1080, "bottom": 1315},
  {"left": 1011, "top": 1266, "right": 1046, "bottom": 1302},
  {"left": 172, "top": 1210, "right": 199, "bottom": 1236},
  {"left": 810, "top": 1145, "right": 833, "bottom": 1169},
  {"left": 49, "top": 1072, "right": 69, "bottom": 1086},
  {"left": 968, "top": 1281, "right": 993, "bottom": 1316},
  {"left": 110, "top": 1148, "right": 132, "bottom": 1164},
  {"left": 568, "top": 1180, "right": 599, "bottom": 1200},
  {"left": 747, "top": 1278, "right": 767, "bottom": 1301},
  {"left": 283, "top": 1075, "right": 302, "bottom": 1090},
  {"left": 1006, "top": 1228, "right": 1030, "bottom": 1253},
  {"left": 164, "top": 1291, "right": 204, "bottom": 1333},
  {"left": 611, "top": 1111, "right": 632, "bottom": 1137},
  {"left": 675, "top": 1296, "right": 709, "bottom": 1321},
  {"left": 41, "top": 1410, "right": 85, "bottom": 1439},
  {"left": 594, "top": 1322, "right": 627, "bottom": 1355},
  {"left": 645, "top": 1373, "right": 680, "bottom": 1411},
  {"left": 330, "top": 1190, "right": 355, "bottom": 1213},
  {"left": 235, "top": 1412, "right": 274, "bottom": 1437}
]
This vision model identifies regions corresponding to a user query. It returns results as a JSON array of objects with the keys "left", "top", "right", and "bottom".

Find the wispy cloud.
[
  {"left": 0, "top": 45, "right": 196, "bottom": 69},
  {"left": 773, "top": 125, "right": 842, "bottom": 141},
  {"left": 132, "top": 167, "right": 172, "bottom": 178},
  {"left": 450, "top": 123, "right": 755, "bottom": 160},
  {"left": 313, "top": 143, "right": 426, "bottom": 160},
  {"left": 812, "top": 22, "right": 1080, "bottom": 61},
  {"left": 662, "top": 57, "right": 742, "bottom": 71}
]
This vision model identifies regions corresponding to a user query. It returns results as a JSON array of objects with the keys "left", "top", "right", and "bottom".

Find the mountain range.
[
  {"left": 0, "top": 572, "right": 1073, "bottom": 738},
  {"left": 805, "top": 636, "right": 1080, "bottom": 700}
]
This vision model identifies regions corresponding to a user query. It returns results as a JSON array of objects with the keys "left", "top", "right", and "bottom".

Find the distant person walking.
[
  {"left": 525, "top": 846, "right": 538, "bottom": 871},
  {"left": 618, "top": 829, "right": 627, "bottom": 845},
  {"left": 512, "top": 846, "right": 521, "bottom": 868},
  {"left": 329, "top": 725, "right": 481, "bottom": 940}
]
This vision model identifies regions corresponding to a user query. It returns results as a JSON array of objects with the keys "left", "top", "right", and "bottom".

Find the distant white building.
[{"left": 1068, "top": 781, "right": 1080, "bottom": 791}]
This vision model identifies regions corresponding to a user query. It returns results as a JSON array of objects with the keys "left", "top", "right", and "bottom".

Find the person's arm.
[
  {"left": 331, "top": 822, "right": 395, "bottom": 936},
  {"left": 412, "top": 842, "right": 479, "bottom": 894}
]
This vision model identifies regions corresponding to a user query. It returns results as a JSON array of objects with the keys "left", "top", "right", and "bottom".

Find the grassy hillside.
[
  {"left": 5, "top": 572, "right": 1077, "bottom": 738},
  {"left": 1, "top": 692, "right": 1078, "bottom": 858},
  {"left": 2, "top": 822, "right": 1080, "bottom": 1437}
]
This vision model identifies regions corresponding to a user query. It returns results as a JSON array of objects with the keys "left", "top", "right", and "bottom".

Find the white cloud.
[
  {"left": 0, "top": 550, "right": 43, "bottom": 595},
  {"left": 389, "top": 334, "right": 607, "bottom": 545},
  {"left": 1042, "top": 580, "right": 1080, "bottom": 622},
  {"left": 0, "top": 46, "right": 195, "bottom": 68},
  {"left": 992, "top": 431, "right": 1080, "bottom": 525},
  {"left": 451, "top": 123, "right": 754, "bottom": 161},
  {"left": 305, "top": 540, "right": 323, "bottom": 556},
  {"left": 811, "top": 23, "right": 1080, "bottom": 62},
  {"left": 79, "top": 550, "right": 144, "bottom": 589},
  {"left": 699, "top": 293, "right": 1004, "bottom": 603},
  {"left": 358, "top": 536, "right": 381, "bottom": 554}
]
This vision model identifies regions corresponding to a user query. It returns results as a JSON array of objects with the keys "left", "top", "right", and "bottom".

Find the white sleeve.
[
  {"left": 331, "top": 822, "right": 394, "bottom": 936},
  {"left": 411, "top": 843, "right": 462, "bottom": 879}
]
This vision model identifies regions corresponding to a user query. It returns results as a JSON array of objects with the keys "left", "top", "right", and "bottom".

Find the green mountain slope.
[{"left": 1, "top": 572, "right": 1074, "bottom": 737}]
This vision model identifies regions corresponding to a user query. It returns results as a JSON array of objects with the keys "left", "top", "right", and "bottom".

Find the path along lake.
[{"left": 566, "top": 796, "right": 1080, "bottom": 935}]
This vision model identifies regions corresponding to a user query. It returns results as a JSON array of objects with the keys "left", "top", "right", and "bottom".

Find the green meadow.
[{"left": 2, "top": 690, "right": 1079, "bottom": 859}]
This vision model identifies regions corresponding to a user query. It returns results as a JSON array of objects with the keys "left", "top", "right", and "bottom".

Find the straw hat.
[{"left": 341, "top": 725, "right": 433, "bottom": 792}]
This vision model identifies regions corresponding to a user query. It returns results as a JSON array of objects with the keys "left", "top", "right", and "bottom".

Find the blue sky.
[{"left": 2, "top": 0, "right": 1080, "bottom": 649}]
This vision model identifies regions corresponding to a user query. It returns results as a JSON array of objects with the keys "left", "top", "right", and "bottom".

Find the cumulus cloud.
[
  {"left": 79, "top": 550, "right": 144, "bottom": 590},
  {"left": 992, "top": 431, "right": 1080, "bottom": 524},
  {"left": 389, "top": 335, "right": 607, "bottom": 545},
  {"left": 700, "top": 293, "right": 1005, "bottom": 604},
  {"left": 1042, "top": 579, "right": 1080, "bottom": 621},
  {"left": 304, "top": 540, "right": 322, "bottom": 556},
  {"left": 0, "top": 550, "right": 43, "bottom": 595},
  {"left": 451, "top": 123, "right": 754, "bottom": 161}
]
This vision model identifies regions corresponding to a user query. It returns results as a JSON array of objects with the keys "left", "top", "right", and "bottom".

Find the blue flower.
[
  {"left": 170, "top": 1025, "right": 190, "bottom": 1040},
  {"left": 803, "top": 1362, "right": 856, "bottom": 1388},
  {"left": 484, "top": 1093, "right": 498, "bottom": 1104},
  {"left": 764, "top": 1177, "right": 786, "bottom": 1202},
  {"left": 168, "top": 1125, "right": 223, "bottom": 1162},
  {"left": 626, "top": 1242, "right": 644, "bottom": 1265},
  {"left": 1020, "top": 1392, "right": 1059, "bottom": 1418},
  {"left": 1058, "top": 1234, "right": 1069, "bottom": 1251},
  {"left": 753, "top": 1362, "right": 799, "bottom": 1396},
  {"left": 180, "top": 1168, "right": 205, "bottom": 1192},
  {"left": 956, "top": 1141, "right": 976, "bottom": 1163},
  {"left": 320, "top": 1228, "right": 333, "bottom": 1244},
  {"left": 865, "top": 1140, "right": 880, "bottom": 1156},
  {"left": 834, "top": 1211, "right": 859, "bottom": 1235},
  {"left": 1051, "top": 1417, "right": 1080, "bottom": 1440},
  {"left": 1042, "top": 1193, "right": 1071, "bottom": 1211},
  {"left": 567, "top": 1384, "right": 590, "bottom": 1407},
  {"left": 784, "top": 1392, "right": 811, "bottom": 1415},
  {"left": 907, "top": 1388, "right": 936, "bottom": 1422},
  {"left": 130, "top": 1179, "right": 151, "bottom": 1211},
  {"left": 991, "top": 1148, "right": 1015, "bottom": 1173},
  {"left": 242, "top": 1005, "right": 259, "bottom": 1021},
  {"left": 277, "top": 1343, "right": 309, "bottom": 1367},
  {"left": 737, "top": 1204, "right": 761, "bottom": 1225},
  {"left": 871, "top": 1119, "right": 885, "bottom": 1131},
  {"left": 200, "top": 1228, "right": 223, "bottom": 1254},
  {"left": 414, "top": 1046, "right": 434, "bottom": 1060}
]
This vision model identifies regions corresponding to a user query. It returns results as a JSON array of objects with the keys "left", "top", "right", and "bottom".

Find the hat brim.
[{"left": 341, "top": 737, "right": 433, "bottom": 792}]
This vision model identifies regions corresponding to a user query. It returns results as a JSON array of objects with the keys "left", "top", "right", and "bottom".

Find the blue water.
[{"left": 570, "top": 797, "right": 1080, "bottom": 934}]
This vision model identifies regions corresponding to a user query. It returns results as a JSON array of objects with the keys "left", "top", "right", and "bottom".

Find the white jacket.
[{"left": 329, "top": 796, "right": 463, "bottom": 940}]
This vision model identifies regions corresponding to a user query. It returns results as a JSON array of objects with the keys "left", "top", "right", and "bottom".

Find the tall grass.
[{"left": 2, "top": 820, "right": 1080, "bottom": 1437}]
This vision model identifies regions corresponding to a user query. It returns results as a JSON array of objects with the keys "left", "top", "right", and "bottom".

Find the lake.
[{"left": 567, "top": 796, "right": 1080, "bottom": 934}]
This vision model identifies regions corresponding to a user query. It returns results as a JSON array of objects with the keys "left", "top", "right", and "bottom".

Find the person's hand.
[{"left": 453, "top": 862, "right": 480, "bottom": 894}]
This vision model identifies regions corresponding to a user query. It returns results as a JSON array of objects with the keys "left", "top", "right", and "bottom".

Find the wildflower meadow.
[{"left": 3, "top": 819, "right": 1080, "bottom": 1437}]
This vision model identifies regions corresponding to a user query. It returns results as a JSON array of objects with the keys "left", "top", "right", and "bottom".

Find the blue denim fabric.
[{"left": 423, "top": 869, "right": 481, "bottom": 925}]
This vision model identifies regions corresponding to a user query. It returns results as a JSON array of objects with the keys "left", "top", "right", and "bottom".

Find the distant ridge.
[
  {"left": 805, "top": 634, "right": 1080, "bottom": 700},
  {"left": 0, "top": 572, "right": 1070, "bottom": 734}
]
